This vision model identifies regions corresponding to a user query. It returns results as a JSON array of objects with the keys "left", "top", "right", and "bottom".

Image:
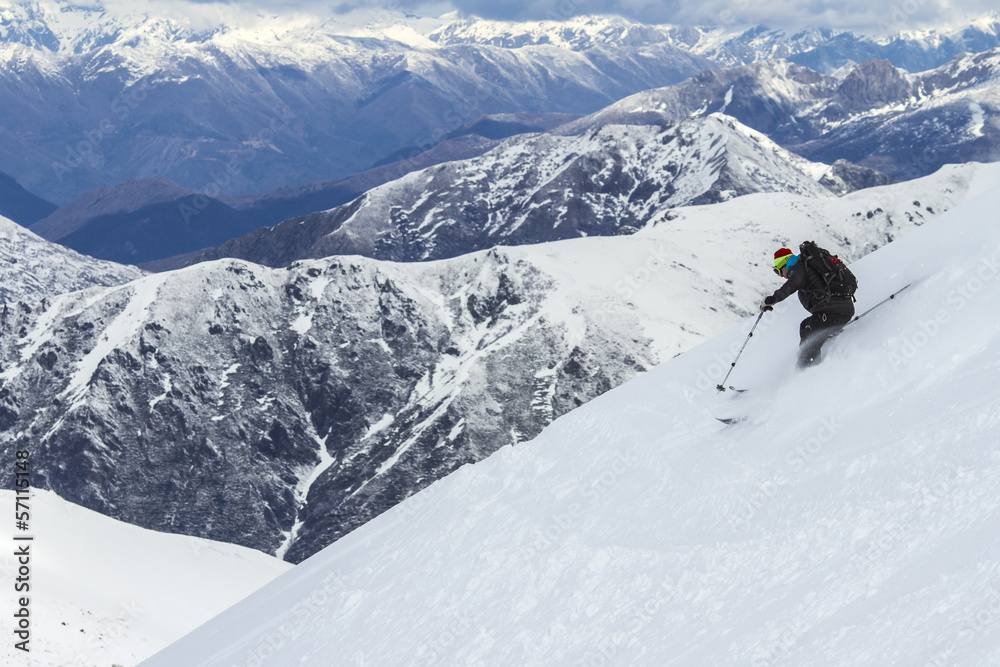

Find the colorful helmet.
[{"left": 773, "top": 248, "right": 794, "bottom": 271}]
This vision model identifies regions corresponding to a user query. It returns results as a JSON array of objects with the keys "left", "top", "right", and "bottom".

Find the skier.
[{"left": 760, "top": 246, "right": 856, "bottom": 368}]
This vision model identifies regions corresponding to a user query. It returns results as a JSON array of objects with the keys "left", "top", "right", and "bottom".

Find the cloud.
[
  {"left": 101, "top": 0, "right": 999, "bottom": 32},
  {"left": 434, "top": 0, "right": 997, "bottom": 30}
]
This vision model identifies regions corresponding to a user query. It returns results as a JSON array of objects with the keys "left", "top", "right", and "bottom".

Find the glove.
[{"left": 760, "top": 296, "right": 774, "bottom": 312}]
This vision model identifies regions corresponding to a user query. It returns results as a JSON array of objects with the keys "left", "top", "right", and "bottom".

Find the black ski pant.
[{"left": 798, "top": 310, "right": 854, "bottom": 368}]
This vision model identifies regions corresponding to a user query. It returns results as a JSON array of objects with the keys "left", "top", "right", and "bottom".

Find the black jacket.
[{"left": 770, "top": 260, "right": 855, "bottom": 316}]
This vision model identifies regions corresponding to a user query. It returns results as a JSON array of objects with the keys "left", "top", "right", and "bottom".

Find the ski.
[{"left": 717, "top": 416, "right": 746, "bottom": 425}]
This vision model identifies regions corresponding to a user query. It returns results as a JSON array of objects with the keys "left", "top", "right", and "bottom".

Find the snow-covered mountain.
[
  {"left": 428, "top": 14, "right": 1000, "bottom": 74},
  {"left": 3, "top": 1, "right": 999, "bottom": 204},
  {"left": 27, "top": 112, "right": 572, "bottom": 267},
  {"left": 188, "top": 113, "right": 866, "bottom": 268},
  {"left": 144, "top": 176, "right": 1000, "bottom": 666},
  {"left": 799, "top": 51, "right": 1000, "bottom": 179},
  {"left": 0, "top": 2, "right": 709, "bottom": 203},
  {"left": 2, "top": 163, "right": 997, "bottom": 565},
  {"left": 0, "top": 489, "right": 290, "bottom": 666},
  {"left": 690, "top": 17, "right": 1000, "bottom": 73},
  {"left": 569, "top": 50, "right": 1000, "bottom": 180},
  {"left": 0, "top": 213, "right": 142, "bottom": 304}
]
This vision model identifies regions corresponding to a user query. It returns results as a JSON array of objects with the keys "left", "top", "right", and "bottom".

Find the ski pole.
[
  {"left": 717, "top": 311, "right": 764, "bottom": 393},
  {"left": 850, "top": 283, "right": 912, "bottom": 324}
]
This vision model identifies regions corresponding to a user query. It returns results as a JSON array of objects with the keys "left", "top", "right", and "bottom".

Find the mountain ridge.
[{"left": 183, "top": 113, "right": 853, "bottom": 269}]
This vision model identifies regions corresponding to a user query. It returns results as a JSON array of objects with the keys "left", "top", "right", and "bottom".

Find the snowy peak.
[
  {"left": 919, "top": 48, "right": 1000, "bottom": 94},
  {"left": 692, "top": 24, "right": 841, "bottom": 66},
  {"left": 567, "top": 48, "right": 1000, "bottom": 180},
  {"left": 190, "top": 113, "right": 838, "bottom": 269},
  {"left": 825, "top": 58, "right": 914, "bottom": 118},
  {"left": 564, "top": 58, "right": 837, "bottom": 138},
  {"left": 703, "top": 18, "right": 1000, "bottom": 73},
  {"left": 0, "top": 0, "right": 193, "bottom": 53},
  {"left": 0, "top": 213, "right": 142, "bottom": 304},
  {"left": 428, "top": 15, "right": 686, "bottom": 51}
]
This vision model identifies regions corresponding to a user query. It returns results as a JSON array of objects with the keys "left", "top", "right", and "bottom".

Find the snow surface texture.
[
  {"left": 0, "top": 213, "right": 143, "bottom": 304},
  {"left": 1, "top": 163, "right": 998, "bottom": 569},
  {"left": 145, "top": 177, "right": 1000, "bottom": 665},
  {"left": 0, "top": 490, "right": 290, "bottom": 667}
]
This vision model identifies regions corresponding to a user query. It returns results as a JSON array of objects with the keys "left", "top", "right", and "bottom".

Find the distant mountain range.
[
  {"left": 0, "top": 4, "right": 707, "bottom": 204},
  {"left": 1, "top": 3, "right": 998, "bottom": 205},
  {"left": 428, "top": 15, "right": 1000, "bottom": 74},
  {"left": 28, "top": 44, "right": 997, "bottom": 268},
  {"left": 176, "top": 46, "right": 1000, "bottom": 271},
  {"left": 0, "top": 169, "right": 55, "bottom": 224},
  {"left": 568, "top": 50, "right": 1000, "bottom": 180},
  {"left": 26, "top": 113, "right": 575, "bottom": 266}
]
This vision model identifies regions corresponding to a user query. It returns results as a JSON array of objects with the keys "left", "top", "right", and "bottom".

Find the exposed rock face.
[
  {"left": 819, "top": 159, "right": 895, "bottom": 195},
  {"left": 0, "top": 215, "right": 143, "bottom": 305},
  {"left": 823, "top": 59, "right": 915, "bottom": 118},
  {"left": 187, "top": 115, "right": 835, "bottom": 268},
  {"left": 0, "top": 251, "right": 653, "bottom": 562},
  {"left": 568, "top": 51, "right": 1000, "bottom": 181}
]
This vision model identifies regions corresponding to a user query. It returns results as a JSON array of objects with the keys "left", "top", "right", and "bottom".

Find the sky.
[{"left": 168, "top": 0, "right": 999, "bottom": 32}]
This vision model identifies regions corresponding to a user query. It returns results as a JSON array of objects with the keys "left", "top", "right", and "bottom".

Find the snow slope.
[
  {"left": 145, "top": 182, "right": 1000, "bottom": 664},
  {"left": 0, "top": 213, "right": 143, "bottom": 304},
  {"left": 0, "top": 490, "right": 291, "bottom": 667}
]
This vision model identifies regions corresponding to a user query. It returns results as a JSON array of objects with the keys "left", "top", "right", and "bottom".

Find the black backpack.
[{"left": 799, "top": 241, "right": 858, "bottom": 301}]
